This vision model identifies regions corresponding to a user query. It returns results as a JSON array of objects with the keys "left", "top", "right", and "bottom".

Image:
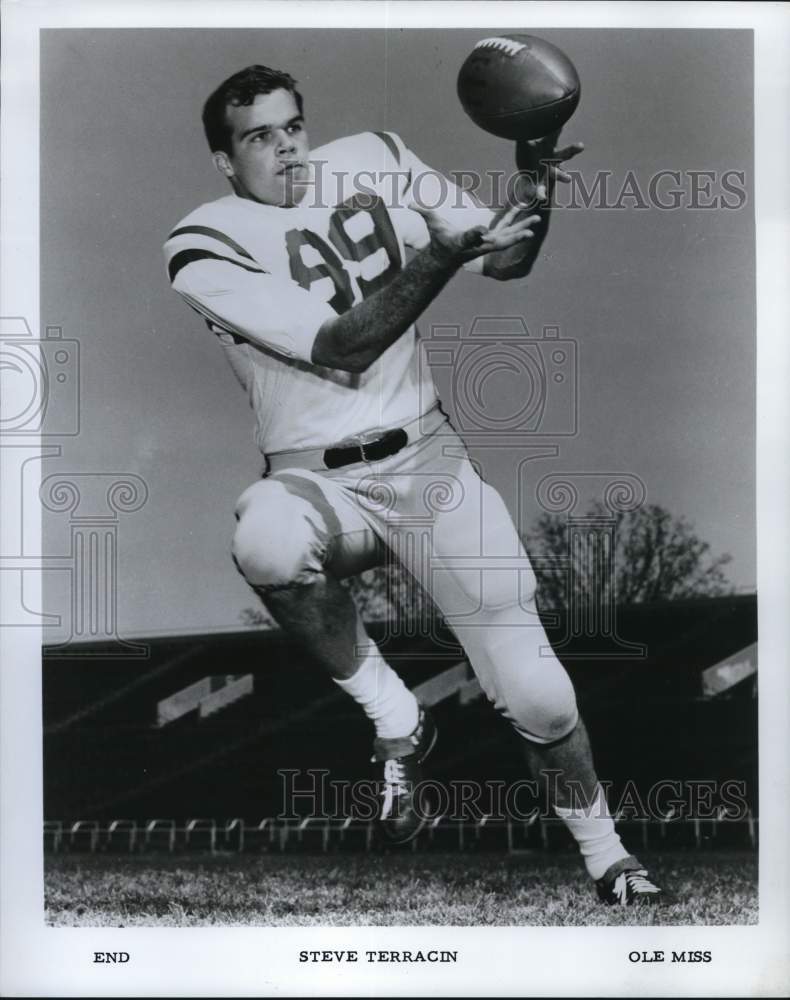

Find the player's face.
[{"left": 216, "top": 89, "right": 311, "bottom": 207}]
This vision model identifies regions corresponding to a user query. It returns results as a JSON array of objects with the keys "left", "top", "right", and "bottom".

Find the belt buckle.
[
  {"left": 359, "top": 430, "right": 388, "bottom": 463},
  {"left": 357, "top": 426, "right": 387, "bottom": 463}
]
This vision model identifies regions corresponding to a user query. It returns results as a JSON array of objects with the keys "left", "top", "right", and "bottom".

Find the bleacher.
[{"left": 43, "top": 594, "right": 757, "bottom": 833}]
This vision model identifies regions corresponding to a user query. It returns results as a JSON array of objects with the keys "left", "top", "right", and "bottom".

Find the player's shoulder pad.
[
  {"left": 163, "top": 196, "right": 269, "bottom": 285},
  {"left": 312, "top": 131, "right": 413, "bottom": 203},
  {"left": 312, "top": 130, "right": 411, "bottom": 178}
]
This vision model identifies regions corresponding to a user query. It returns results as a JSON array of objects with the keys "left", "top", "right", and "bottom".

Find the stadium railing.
[
  {"left": 106, "top": 819, "right": 138, "bottom": 852},
  {"left": 44, "top": 812, "right": 758, "bottom": 854},
  {"left": 184, "top": 818, "right": 217, "bottom": 852}
]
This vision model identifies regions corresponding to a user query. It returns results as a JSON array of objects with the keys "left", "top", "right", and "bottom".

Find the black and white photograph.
[{"left": 1, "top": 1, "right": 788, "bottom": 996}]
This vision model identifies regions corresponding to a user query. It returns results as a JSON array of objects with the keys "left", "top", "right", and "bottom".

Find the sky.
[{"left": 39, "top": 27, "right": 755, "bottom": 641}]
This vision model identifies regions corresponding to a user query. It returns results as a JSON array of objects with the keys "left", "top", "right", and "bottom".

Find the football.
[{"left": 457, "top": 34, "right": 581, "bottom": 140}]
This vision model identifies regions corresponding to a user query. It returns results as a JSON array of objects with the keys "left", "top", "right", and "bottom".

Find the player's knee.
[
  {"left": 232, "top": 483, "right": 325, "bottom": 589},
  {"left": 500, "top": 658, "right": 579, "bottom": 744},
  {"left": 453, "top": 563, "right": 538, "bottom": 612}
]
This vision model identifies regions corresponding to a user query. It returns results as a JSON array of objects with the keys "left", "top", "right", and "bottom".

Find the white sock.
[
  {"left": 334, "top": 638, "right": 419, "bottom": 740},
  {"left": 554, "top": 785, "right": 631, "bottom": 881}
]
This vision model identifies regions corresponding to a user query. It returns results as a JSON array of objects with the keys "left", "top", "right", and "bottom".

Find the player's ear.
[{"left": 212, "top": 151, "right": 235, "bottom": 179}]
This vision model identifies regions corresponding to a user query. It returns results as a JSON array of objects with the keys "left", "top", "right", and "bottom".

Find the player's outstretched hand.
[
  {"left": 413, "top": 204, "right": 542, "bottom": 264},
  {"left": 516, "top": 129, "right": 585, "bottom": 202}
]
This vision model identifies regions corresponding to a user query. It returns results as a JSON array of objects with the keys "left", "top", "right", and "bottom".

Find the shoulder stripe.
[
  {"left": 167, "top": 226, "right": 255, "bottom": 261},
  {"left": 168, "top": 248, "right": 266, "bottom": 283},
  {"left": 373, "top": 131, "right": 401, "bottom": 164}
]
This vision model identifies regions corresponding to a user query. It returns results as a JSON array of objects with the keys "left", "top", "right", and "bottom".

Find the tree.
[{"left": 524, "top": 501, "right": 733, "bottom": 612}]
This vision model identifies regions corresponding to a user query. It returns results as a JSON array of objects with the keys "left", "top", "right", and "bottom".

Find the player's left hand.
[
  {"left": 515, "top": 130, "right": 585, "bottom": 202},
  {"left": 412, "top": 203, "right": 543, "bottom": 264}
]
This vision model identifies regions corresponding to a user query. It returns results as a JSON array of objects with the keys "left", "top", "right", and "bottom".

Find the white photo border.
[{"left": 1, "top": 2, "right": 788, "bottom": 996}]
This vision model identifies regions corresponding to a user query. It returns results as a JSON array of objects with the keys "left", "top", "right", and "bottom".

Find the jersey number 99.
[{"left": 286, "top": 195, "right": 401, "bottom": 315}]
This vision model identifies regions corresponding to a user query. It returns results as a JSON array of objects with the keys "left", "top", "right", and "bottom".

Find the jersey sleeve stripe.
[
  {"left": 373, "top": 131, "right": 401, "bottom": 164},
  {"left": 168, "top": 248, "right": 267, "bottom": 283},
  {"left": 167, "top": 225, "right": 256, "bottom": 261}
]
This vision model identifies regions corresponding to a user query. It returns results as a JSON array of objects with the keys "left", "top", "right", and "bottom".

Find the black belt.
[
  {"left": 265, "top": 405, "right": 446, "bottom": 473},
  {"left": 323, "top": 427, "right": 409, "bottom": 469}
]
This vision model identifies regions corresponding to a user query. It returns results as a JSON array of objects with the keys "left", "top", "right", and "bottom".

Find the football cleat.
[
  {"left": 372, "top": 705, "right": 437, "bottom": 845},
  {"left": 596, "top": 856, "right": 663, "bottom": 906}
]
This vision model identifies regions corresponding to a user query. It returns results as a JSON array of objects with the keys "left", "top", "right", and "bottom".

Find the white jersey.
[{"left": 164, "top": 131, "right": 492, "bottom": 454}]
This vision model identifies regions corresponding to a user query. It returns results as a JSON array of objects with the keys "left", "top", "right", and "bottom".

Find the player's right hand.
[
  {"left": 412, "top": 204, "right": 542, "bottom": 264},
  {"left": 516, "top": 129, "right": 585, "bottom": 202}
]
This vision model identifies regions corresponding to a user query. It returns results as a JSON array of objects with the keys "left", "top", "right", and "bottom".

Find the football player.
[{"left": 164, "top": 64, "right": 663, "bottom": 906}]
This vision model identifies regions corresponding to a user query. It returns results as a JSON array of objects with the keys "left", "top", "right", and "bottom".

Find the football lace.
[{"left": 474, "top": 37, "right": 527, "bottom": 58}]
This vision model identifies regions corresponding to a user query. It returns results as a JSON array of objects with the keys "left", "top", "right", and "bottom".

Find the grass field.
[{"left": 45, "top": 850, "right": 757, "bottom": 927}]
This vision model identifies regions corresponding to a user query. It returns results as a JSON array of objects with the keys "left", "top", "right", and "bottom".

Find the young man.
[{"left": 164, "top": 64, "right": 663, "bottom": 905}]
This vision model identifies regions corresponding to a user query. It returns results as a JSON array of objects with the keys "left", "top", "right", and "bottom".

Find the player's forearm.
[
  {"left": 311, "top": 246, "right": 459, "bottom": 373},
  {"left": 483, "top": 206, "right": 550, "bottom": 280},
  {"left": 483, "top": 145, "right": 553, "bottom": 281}
]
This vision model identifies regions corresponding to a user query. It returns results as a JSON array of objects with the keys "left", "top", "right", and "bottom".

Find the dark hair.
[{"left": 202, "top": 64, "right": 304, "bottom": 154}]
